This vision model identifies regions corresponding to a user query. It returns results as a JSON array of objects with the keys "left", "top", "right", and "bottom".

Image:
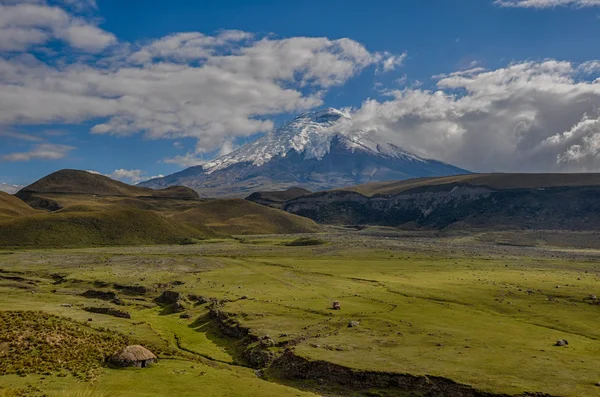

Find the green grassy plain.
[{"left": 1, "top": 233, "right": 600, "bottom": 396}]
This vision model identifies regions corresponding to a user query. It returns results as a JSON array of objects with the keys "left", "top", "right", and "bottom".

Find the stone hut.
[{"left": 109, "top": 345, "right": 157, "bottom": 368}]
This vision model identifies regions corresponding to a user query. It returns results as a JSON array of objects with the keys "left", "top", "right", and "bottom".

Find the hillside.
[
  {"left": 170, "top": 199, "right": 321, "bottom": 235},
  {"left": 246, "top": 187, "right": 311, "bottom": 209},
  {"left": 0, "top": 208, "right": 209, "bottom": 248},
  {"left": 282, "top": 173, "right": 600, "bottom": 230},
  {"left": 0, "top": 192, "right": 39, "bottom": 220},
  {"left": 16, "top": 169, "right": 199, "bottom": 200},
  {"left": 342, "top": 173, "right": 600, "bottom": 197},
  {"left": 0, "top": 170, "right": 321, "bottom": 247},
  {"left": 140, "top": 108, "right": 468, "bottom": 197}
]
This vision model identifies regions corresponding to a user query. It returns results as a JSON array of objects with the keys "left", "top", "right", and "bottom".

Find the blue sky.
[{"left": 1, "top": 0, "right": 600, "bottom": 191}]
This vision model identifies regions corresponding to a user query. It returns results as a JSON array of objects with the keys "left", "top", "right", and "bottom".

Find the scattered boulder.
[
  {"left": 82, "top": 289, "right": 117, "bottom": 301},
  {"left": 114, "top": 284, "right": 147, "bottom": 295},
  {"left": 155, "top": 291, "right": 182, "bottom": 304},
  {"left": 179, "top": 312, "right": 191, "bottom": 319},
  {"left": 188, "top": 294, "right": 208, "bottom": 304},
  {"left": 348, "top": 321, "right": 360, "bottom": 328},
  {"left": 60, "top": 303, "right": 72, "bottom": 308},
  {"left": 169, "top": 301, "right": 186, "bottom": 313},
  {"left": 555, "top": 339, "right": 569, "bottom": 347},
  {"left": 83, "top": 306, "right": 131, "bottom": 319},
  {"left": 332, "top": 301, "right": 341, "bottom": 310},
  {"left": 260, "top": 335, "right": 275, "bottom": 347}
]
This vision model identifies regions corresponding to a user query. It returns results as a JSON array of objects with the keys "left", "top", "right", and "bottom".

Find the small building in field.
[{"left": 109, "top": 345, "right": 157, "bottom": 368}]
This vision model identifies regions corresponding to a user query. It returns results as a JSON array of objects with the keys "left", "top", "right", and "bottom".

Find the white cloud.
[
  {"left": 0, "top": 2, "right": 115, "bottom": 52},
  {"left": 163, "top": 153, "right": 206, "bottom": 168},
  {"left": 107, "top": 169, "right": 145, "bottom": 184},
  {"left": 495, "top": 0, "right": 600, "bottom": 8},
  {"left": 0, "top": 130, "right": 43, "bottom": 142},
  {"left": 1, "top": 143, "right": 74, "bottom": 161},
  {"left": 330, "top": 60, "right": 600, "bottom": 172},
  {"left": 87, "top": 169, "right": 164, "bottom": 184},
  {"left": 381, "top": 53, "right": 407, "bottom": 73},
  {"left": 0, "top": 182, "right": 22, "bottom": 194},
  {"left": 0, "top": 23, "right": 394, "bottom": 155}
]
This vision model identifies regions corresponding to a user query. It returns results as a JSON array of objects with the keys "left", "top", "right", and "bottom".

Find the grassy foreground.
[{"left": 1, "top": 232, "right": 600, "bottom": 396}]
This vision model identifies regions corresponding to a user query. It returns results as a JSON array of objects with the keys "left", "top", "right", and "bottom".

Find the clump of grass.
[
  {"left": 284, "top": 237, "right": 326, "bottom": 247},
  {"left": 0, "top": 311, "right": 128, "bottom": 378}
]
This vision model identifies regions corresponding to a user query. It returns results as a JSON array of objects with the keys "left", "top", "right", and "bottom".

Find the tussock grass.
[
  {"left": 0, "top": 311, "right": 127, "bottom": 378},
  {"left": 0, "top": 209, "right": 206, "bottom": 248}
]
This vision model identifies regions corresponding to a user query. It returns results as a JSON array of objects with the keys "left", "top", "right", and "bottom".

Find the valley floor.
[{"left": 2, "top": 229, "right": 600, "bottom": 396}]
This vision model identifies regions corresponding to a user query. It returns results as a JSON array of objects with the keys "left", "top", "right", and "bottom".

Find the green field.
[{"left": 1, "top": 232, "right": 600, "bottom": 396}]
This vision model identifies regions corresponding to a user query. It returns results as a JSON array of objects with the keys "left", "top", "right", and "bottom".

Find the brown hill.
[
  {"left": 0, "top": 170, "right": 320, "bottom": 247},
  {"left": 246, "top": 187, "right": 311, "bottom": 208},
  {"left": 170, "top": 199, "right": 320, "bottom": 235},
  {"left": 0, "top": 192, "right": 39, "bottom": 220},
  {"left": 342, "top": 173, "right": 600, "bottom": 197},
  {"left": 16, "top": 169, "right": 199, "bottom": 200}
]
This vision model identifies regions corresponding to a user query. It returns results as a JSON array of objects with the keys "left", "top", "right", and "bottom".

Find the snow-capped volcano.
[
  {"left": 202, "top": 107, "right": 431, "bottom": 173},
  {"left": 140, "top": 108, "right": 469, "bottom": 197}
]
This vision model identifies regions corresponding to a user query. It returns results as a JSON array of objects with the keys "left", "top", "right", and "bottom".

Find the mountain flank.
[
  {"left": 245, "top": 187, "right": 311, "bottom": 209},
  {"left": 0, "top": 191, "right": 40, "bottom": 220},
  {"left": 270, "top": 173, "right": 600, "bottom": 231},
  {"left": 341, "top": 173, "right": 600, "bottom": 196}
]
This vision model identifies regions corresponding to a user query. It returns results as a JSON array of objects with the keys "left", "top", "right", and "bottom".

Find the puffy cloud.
[
  {"left": 331, "top": 61, "right": 600, "bottom": 172},
  {"left": 0, "top": 1, "right": 115, "bottom": 52},
  {"left": 0, "top": 13, "right": 394, "bottom": 154},
  {"left": 163, "top": 153, "right": 206, "bottom": 168},
  {"left": 1, "top": 143, "right": 74, "bottom": 161},
  {"left": 88, "top": 169, "right": 163, "bottom": 184},
  {"left": 495, "top": 0, "right": 600, "bottom": 7}
]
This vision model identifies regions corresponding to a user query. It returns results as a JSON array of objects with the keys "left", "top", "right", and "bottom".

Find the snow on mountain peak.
[{"left": 201, "top": 107, "right": 429, "bottom": 174}]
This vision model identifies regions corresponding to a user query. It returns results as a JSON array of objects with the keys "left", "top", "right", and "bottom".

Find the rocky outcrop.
[
  {"left": 208, "top": 304, "right": 557, "bottom": 397},
  {"left": 83, "top": 307, "right": 131, "bottom": 319},
  {"left": 269, "top": 351, "right": 555, "bottom": 397},
  {"left": 283, "top": 184, "right": 600, "bottom": 230}
]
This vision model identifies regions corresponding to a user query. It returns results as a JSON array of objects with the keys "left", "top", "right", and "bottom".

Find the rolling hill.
[
  {"left": 169, "top": 199, "right": 320, "bottom": 235},
  {"left": 276, "top": 173, "right": 600, "bottom": 230},
  {"left": 16, "top": 169, "right": 199, "bottom": 200},
  {"left": 0, "top": 170, "right": 320, "bottom": 247},
  {"left": 0, "top": 192, "right": 39, "bottom": 221},
  {"left": 245, "top": 187, "right": 311, "bottom": 209},
  {"left": 0, "top": 208, "right": 207, "bottom": 248}
]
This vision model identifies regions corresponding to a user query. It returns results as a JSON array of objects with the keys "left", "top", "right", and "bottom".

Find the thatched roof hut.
[{"left": 109, "top": 345, "right": 157, "bottom": 368}]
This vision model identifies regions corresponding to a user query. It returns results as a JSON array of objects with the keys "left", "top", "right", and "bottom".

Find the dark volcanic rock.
[
  {"left": 155, "top": 290, "right": 182, "bottom": 304},
  {"left": 81, "top": 290, "right": 118, "bottom": 301},
  {"left": 83, "top": 307, "right": 131, "bottom": 319},
  {"left": 283, "top": 184, "right": 600, "bottom": 231}
]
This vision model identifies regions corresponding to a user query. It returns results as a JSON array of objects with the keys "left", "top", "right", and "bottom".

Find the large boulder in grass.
[{"left": 155, "top": 291, "right": 182, "bottom": 304}]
